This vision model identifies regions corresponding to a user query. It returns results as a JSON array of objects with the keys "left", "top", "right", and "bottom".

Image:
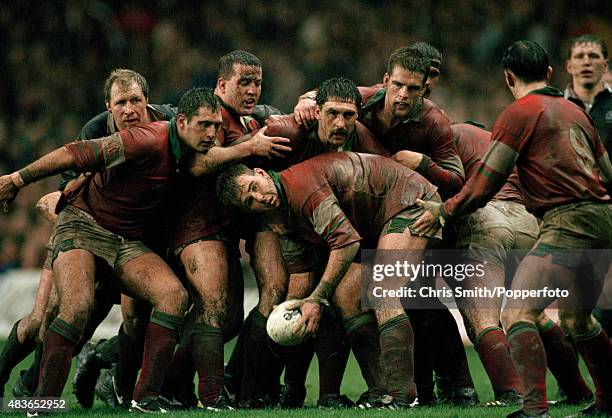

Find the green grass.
[{"left": 0, "top": 340, "right": 593, "bottom": 417}]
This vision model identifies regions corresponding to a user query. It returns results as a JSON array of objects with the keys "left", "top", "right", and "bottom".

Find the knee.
[
  {"left": 559, "top": 311, "right": 593, "bottom": 336},
  {"left": 161, "top": 282, "right": 189, "bottom": 314}
]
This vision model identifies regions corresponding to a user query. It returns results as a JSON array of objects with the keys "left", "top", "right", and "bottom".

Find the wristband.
[{"left": 10, "top": 172, "right": 25, "bottom": 188}]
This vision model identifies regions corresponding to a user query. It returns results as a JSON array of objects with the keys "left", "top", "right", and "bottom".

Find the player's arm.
[
  {"left": 413, "top": 134, "right": 517, "bottom": 235},
  {"left": 189, "top": 126, "right": 292, "bottom": 176}
]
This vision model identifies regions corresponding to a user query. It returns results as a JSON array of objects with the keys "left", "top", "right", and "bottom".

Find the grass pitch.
[{"left": 0, "top": 339, "right": 593, "bottom": 417}]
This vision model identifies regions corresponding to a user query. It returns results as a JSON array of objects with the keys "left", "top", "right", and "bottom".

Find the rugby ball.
[{"left": 266, "top": 300, "right": 304, "bottom": 346}]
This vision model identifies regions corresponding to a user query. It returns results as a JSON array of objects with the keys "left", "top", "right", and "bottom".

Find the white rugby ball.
[{"left": 266, "top": 300, "right": 304, "bottom": 346}]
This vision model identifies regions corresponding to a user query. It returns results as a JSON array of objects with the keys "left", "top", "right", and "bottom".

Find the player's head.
[
  {"left": 408, "top": 42, "right": 442, "bottom": 97},
  {"left": 176, "top": 87, "right": 222, "bottom": 153},
  {"left": 502, "top": 40, "right": 551, "bottom": 84},
  {"left": 104, "top": 69, "right": 150, "bottom": 130},
  {"left": 565, "top": 34, "right": 608, "bottom": 90},
  {"left": 216, "top": 164, "right": 280, "bottom": 212},
  {"left": 315, "top": 77, "right": 361, "bottom": 149},
  {"left": 216, "top": 50, "right": 263, "bottom": 116},
  {"left": 383, "top": 48, "right": 430, "bottom": 120}
]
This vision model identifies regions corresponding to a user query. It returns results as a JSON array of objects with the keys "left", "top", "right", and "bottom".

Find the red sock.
[
  {"left": 315, "top": 312, "right": 349, "bottom": 398},
  {"left": 132, "top": 313, "right": 181, "bottom": 402},
  {"left": 161, "top": 340, "right": 195, "bottom": 402},
  {"left": 475, "top": 327, "right": 523, "bottom": 397},
  {"left": 344, "top": 313, "right": 385, "bottom": 394},
  {"left": 574, "top": 323, "right": 612, "bottom": 409},
  {"left": 35, "top": 318, "right": 81, "bottom": 397},
  {"left": 191, "top": 324, "right": 224, "bottom": 405},
  {"left": 507, "top": 322, "right": 548, "bottom": 415},
  {"left": 378, "top": 314, "right": 416, "bottom": 402},
  {"left": 539, "top": 320, "right": 592, "bottom": 400}
]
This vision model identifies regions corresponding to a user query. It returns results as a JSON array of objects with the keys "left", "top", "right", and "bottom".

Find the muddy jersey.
[
  {"left": 359, "top": 85, "right": 464, "bottom": 198},
  {"left": 443, "top": 87, "right": 612, "bottom": 219},
  {"left": 277, "top": 152, "right": 437, "bottom": 249},
  {"left": 64, "top": 120, "right": 183, "bottom": 240},
  {"left": 451, "top": 123, "right": 523, "bottom": 203}
]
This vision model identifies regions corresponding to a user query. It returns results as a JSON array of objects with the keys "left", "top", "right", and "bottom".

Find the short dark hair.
[
  {"left": 502, "top": 40, "right": 549, "bottom": 83},
  {"left": 315, "top": 77, "right": 362, "bottom": 109},
  {"left": 567, "top": 34, "right": 608, "bottom": 59},
  {"left": 104, "top": 69, "right": 149, "bottom": 103},
  {"left": 409, "top": 42, "right": 442, "bottom": 65},
  {"left": 216, "top": 164, "right": 254, "bottom": 209},
  {"left": 177, "top": 87, "right": 220, "bottom": 120},
  {"left": 386, "top": 47, "right": 430, "bottom": 84},
  {"left": 218, "top": 50, "right": 262, "bottom": 79}
]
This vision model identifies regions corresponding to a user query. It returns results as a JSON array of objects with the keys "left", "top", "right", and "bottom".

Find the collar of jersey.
[
  {"left": 267, "top": 170, "right": 288, "bottom": 207},
  {"left": 529, "top": 86, "right": 564, "bottom": 97}
]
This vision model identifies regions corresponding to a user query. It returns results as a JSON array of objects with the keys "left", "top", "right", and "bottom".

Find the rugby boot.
[
  {"left": 13, "top": 370, "right": 33, "bottom": 398},
  {"left": 564, "top": 402, "right": 612, "bottom": 417},
  {"left": 279, "top": 383, "right": 306, "bottom": 408},
  {"left": 316, "top": 394, "right": 354, "bottom": 408},
  {"left": 486, "top": 389, "right": 524, "bottom": 407},
  {"left": 95, "top": 367, "right": 129, "bottom": 409},
  {"left": 129, "top": 396, "right": 171, "bottom": 413},
  {"left": 72, "top": 340, "right": 104, "bottom": 408}
]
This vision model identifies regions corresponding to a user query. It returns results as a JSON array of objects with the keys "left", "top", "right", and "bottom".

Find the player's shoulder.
[
  {"left": 78, "top": 110, "right": 111, "bottom": 140},
  {"left": 265, "top": 114, "right": 301, "bottom": 138}
]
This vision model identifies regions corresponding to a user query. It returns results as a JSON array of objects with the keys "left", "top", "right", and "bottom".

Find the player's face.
[
  {"left": 177, "top": 106, "right": 223, "bottom": 153},
  {"left": 316, "top": 99, "right": 358, "bottom": 148},
  {"left": 218, "top": 64, "right": 262, "bottom": 116},
  {"left": 106, "top": 81, "right": 149, "bottom": 130},
  {"left": 383, "top": 66, "right": 426, "bottom": 120},
  {"left": 566, "top": 42, "right": 608, "bottom": 89},
  {"left": 237, "top": 169, "right": 280, "bottom": 212}
]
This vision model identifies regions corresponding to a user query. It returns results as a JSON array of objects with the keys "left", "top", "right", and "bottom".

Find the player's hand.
[
  {"left": 250, "top": 126, "right": 292, "bottom": 158},
  {"left": 392, "top": 150, "right": 424, "bottom": 170},
  {"left": 413, "top": 199, "right": 442, "bottom": 236},
  {"left": 35, "top": 191, "right": 61, "bottom": 223},
  {"left": 0, "top": 175, "right": 19, "bottom": 213},
  {"left": 293, "top": 96, "right": 317, "bottom": 126},
  {"left": 285, "top": 298, "right": 321, "bottom": 338}
]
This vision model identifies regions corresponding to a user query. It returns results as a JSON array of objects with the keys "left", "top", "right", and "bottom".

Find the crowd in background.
[{"left": 0, "top": 0, "right": 609, "bottom": 271}]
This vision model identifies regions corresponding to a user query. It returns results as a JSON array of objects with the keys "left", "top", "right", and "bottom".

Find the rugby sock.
[
  {"left": 35, "top": 318, "right": 81, "bottom": 397},
  {"left": 316, "top": 312, "right": 350, "bottom": 398},
  {"left": 224, "top": 330, "right": 244, "bottom": 397},
  {"left": 191, "top": 324, "right": 224, "bottom": 405},
  {"left": 538, "top": 319, "right": 592, "bottom": 400},
  {"left": 344, "top": 312, "right": 385, "bottom": 393},
  {"left": 240, "top": 308, "right": 282, "bottom": 402},
  {"left": 507, "top": 322, "right": 548, "bottom": 415},
  {"left": 378, "top": 314, "right": 417, "bottom": 402},
  {"left": 116, "top": 324, "right": 145, "bottom": 397},
  {"left": 0, "top": 320, "right": 36, "bottom": 392},
  {"left": 22, "top": 344, "right": 43, "bottom": 394},
  {"left": 432, "top": 309, "right": 475, "bottom": 389},
  {"left": 161, "top": 340, "right": 196, "bottom": 405},
  {"left": 132, "top": 311, "right": 182, "bottom": 401},
  {"left": 574, "top": 322, "right": 612, "bottom": 408},
  {"left": 277, "top": 339, "right": 314, "bottom": 391},
  {"left": 475, "top": 326, "right": 523, "bottom": 397},
  {"left": 407, "top": 309, "right": 435, "bottom": 403}
]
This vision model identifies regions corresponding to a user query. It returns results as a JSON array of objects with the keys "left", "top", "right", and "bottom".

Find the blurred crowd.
[{"left": 0, "top": 0, "right": 609, "bottom": 271}]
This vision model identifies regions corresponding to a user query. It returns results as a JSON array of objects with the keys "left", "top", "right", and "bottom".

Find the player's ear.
[
  {"left": 106, "top": 101, "right": 111, "bottom": 112},
  {"left": 254, "top": 167, "right": 267, "bottom": 177},
  {"left": 504, "top": 70, "right": 515, "bottom": 88},
  {"left": 546, "top": 66, "right": 553, "bottom": 82},
  {"left": 217, "top": 77, "right": 226, "bottom": 93},
  {"left": 383, "top": 72, "right": 390, "bottom": 87}
]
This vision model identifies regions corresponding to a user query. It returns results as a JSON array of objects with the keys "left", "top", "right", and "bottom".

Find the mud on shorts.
[
  {"left": 453, "top": 200, "right": 539, "bottom": 267},
  {"left": 529, "top": 201, "right": 612, "bottom": 278},
  {"left": 380, "top": 191, "right": 443, "bottom": 241},
  {"left": 51, "top": 205, "right": 152, "bottom": 270}
]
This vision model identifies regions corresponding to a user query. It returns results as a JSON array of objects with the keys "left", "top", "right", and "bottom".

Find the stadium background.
[{"left": 0, "top": 2, "right": 608, "bottom": 414}]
